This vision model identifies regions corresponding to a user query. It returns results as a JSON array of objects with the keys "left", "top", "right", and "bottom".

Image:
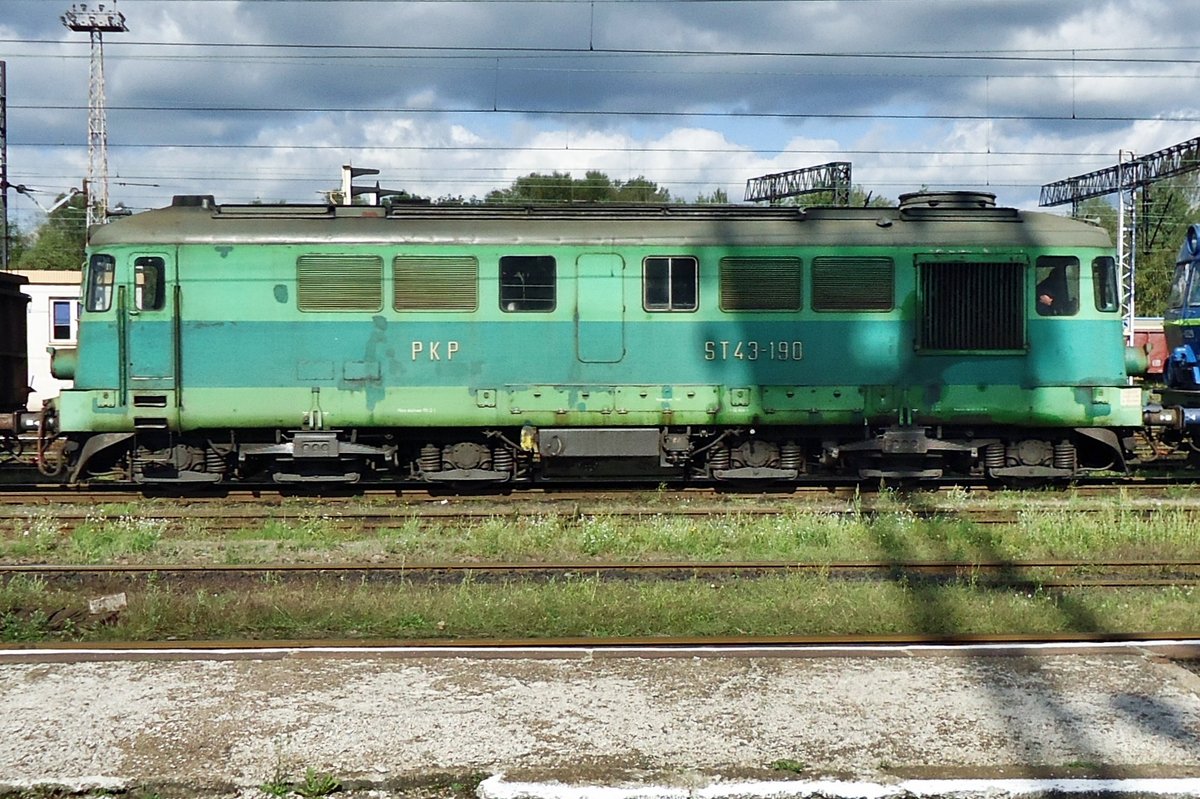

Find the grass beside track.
[
  {"left": 2, "top": 572, "right": 1197, "bottom": 642},
  {"left": 2, "top": 486, "right": 1200, "bottom": 642}
]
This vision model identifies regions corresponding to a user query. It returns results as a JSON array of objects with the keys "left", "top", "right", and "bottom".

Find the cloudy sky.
[{"left": 2, "top": 0, "right": 1198, "bottom": 227}]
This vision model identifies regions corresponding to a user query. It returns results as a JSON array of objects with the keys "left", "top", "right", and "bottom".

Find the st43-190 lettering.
[{"left": 704, "top": 340, "right": 803, "bottom": 361}]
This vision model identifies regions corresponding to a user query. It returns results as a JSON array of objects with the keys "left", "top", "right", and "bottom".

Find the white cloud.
[{"left": 4, "top": 0, "right": 1198, "bottom": 222}]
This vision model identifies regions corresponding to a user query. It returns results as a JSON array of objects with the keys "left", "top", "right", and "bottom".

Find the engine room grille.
[
  {"left": 918, "top": 260, "right": 1025, "bottom": 351},
  {"left": 811, "top": 257, "right": 895, "bottom": 311},
  {"left": 394, "top": 255, "right": 479, "bottom": 311},
  {"left": 296, "top": 255, "right": 383, "bottom": 312},
  {"left": 718, "top": 257, "right": 802, "bottom": 311}
]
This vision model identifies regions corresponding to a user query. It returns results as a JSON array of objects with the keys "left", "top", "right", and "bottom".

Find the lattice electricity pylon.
[
  {"left": 62, "top": 3, "right": 127, "bottom": 230},
  {"left": 745, "top": 162, "right": 851, "bottom": 206}
]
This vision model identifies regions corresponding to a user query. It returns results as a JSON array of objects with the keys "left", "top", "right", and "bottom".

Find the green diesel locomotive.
[{"left": 45, "top": 190, "right": 1143, "bottom": 485}]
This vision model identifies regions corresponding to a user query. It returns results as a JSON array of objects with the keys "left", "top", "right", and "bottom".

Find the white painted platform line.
[{"left": 479, "top": 775, "right": 1200, "bottom": 799}]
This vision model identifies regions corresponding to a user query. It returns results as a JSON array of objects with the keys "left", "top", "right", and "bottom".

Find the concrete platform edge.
[{"left": 479, "top": 775, "right": 1200, "bottom": 799}]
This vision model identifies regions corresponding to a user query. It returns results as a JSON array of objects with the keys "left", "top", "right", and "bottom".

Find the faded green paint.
[
  {"left": 57, "top": 382, "right": 1144, "bottom": 434},
  {"left": 60, "top": 197, "right": 1141, "bottom": 440},
  {"left": 575, "top": 253, "right": 625, "bottom": 362}
]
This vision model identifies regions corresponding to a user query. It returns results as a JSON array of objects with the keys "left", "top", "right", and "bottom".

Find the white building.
[{"left": 16, "top": 270, "right": 81, "bottom": 409}]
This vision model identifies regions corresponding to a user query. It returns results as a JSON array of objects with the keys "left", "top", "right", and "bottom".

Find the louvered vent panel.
[
  {"left": 719, "top": 257, "right": 802, "bottom": 311},
  {"left": 296, "top": 255, "right": 383, "bottom": 312},
  {"left": 394, "top": 256, "right": 479, "bottom": 311},
  {"left": 919, "top": 261, "right": 1024, "bottom": 351},
  {"left": 811, "top": 257, "right": 895, "bottom": 311}
]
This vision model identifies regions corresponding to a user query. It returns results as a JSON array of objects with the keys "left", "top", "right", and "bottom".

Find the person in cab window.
[{"left": 1036, "top": 264, "right": 1076, "bottom": 316}]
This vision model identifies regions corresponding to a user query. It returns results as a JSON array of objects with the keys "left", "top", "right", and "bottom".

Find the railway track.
[
  {"left": 6, "top": 558, "right": 1200, "bottom": 589},
  {"left": 0, "top": 475, "right": 1195, "bottom": 506},
  {"left": 0, "top": 505, "right": 1130, "bottom": 529},
  {"left": 3, "top": 481, "right": 1196, "bottom": 646},
  {"left": 0, "top": 475, "right": 1198, "bottom": 504},
  {"left": 1, "top": 503, "right": 1198, "bottom": 535}
]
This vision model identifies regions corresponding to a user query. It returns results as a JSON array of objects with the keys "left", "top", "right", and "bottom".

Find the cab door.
[{"left": 123, "top": 252, "right": 177, "bottom": 393}]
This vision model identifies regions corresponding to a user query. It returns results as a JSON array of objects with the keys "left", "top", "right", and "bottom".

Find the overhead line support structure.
[
  {"left": 62, "top": 2, "right": 128, "bottom": 231},
  {"left": 745, "top": 161, "right": 852, "bottom": 206},
  {"left": 1039, "top": 135, "right": 1200, "bottom": 344}
]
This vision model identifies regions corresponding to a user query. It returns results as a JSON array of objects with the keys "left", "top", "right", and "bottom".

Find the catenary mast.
[
  {"left": 1040, "top": 136, "right": 1200, "bottom": 344},
  {"left": 61, "top": 2, "right": 127, "bottom": 231}
]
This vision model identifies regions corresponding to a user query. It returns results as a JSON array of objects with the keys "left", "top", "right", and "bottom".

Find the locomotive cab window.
[
  {"left": 1168, "top": 264, "right": 1188, "bottom": 309},
  {"left": 644, "top": 256, "right": 698, "bottom": 312},
  {"left": 1092, "top": 257, "right": 1119, "bottom": 312},
  {"left": 500, "top": 256, "right": 556, "bottom": 312},
  {"left": 1035, "top": 256, "right": 1079, "bottom": 317},
  {"left": 85, "top": 254, "right": 116, "bottom": 312},
  {"left": 1188, "top": 265, "right": 1200, "bottom": 308},
  {"left": 134, "top": 256, "right": 166, "bottom": 311}
]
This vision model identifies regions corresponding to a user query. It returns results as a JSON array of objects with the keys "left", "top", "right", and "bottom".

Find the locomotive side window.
[
  {"left": 85, "top": 254, "right": 115, "bottom": 312},
  {"left": 719, "top": 257, "right": 801, "bottom": 311},
  {"left": 134, "top": 256, "right": 166, "bottom": 311},
  {"left": 1034, "top": 256, "right": 1079, "bottom": 317},
  {"left": 394, "top": 255, "right": 478, "bottom": 312},
  {"left": 499, "top": 256, "right": 556, "bottom": 312},
  {"left": 644, "top": 256, "right": 698, "bottom": 312},
  {"left": 1092, "top": 257, "right": 1119, "bottom": 312},
  {"left": 1168, "top": 265, "right": 1188, "bottom": 309},
  {"left": 812, "top": 257, "right": 894, "bottom": 312},
  {"left": 296, "top": 255, "right": 383, "bottom": 312}
]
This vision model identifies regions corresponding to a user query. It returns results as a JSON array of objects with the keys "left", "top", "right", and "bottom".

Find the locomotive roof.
[{"left": 88, "top": 194, "right": 1113, "bottom": 250}]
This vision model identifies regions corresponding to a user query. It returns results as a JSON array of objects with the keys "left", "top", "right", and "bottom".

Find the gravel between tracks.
[{"left": 1, "top": 646, "right": 1200, "bottom": 797}]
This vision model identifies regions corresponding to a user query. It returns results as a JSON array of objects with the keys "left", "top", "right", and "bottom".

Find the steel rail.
[
  {"left": 0, "top": 477, "right": 1197, "bottom": 505},
  {"left": 1, "top": 507, "right": 1197, "bottom": 535},
  {"left": 7, "top": 559, "right": 1200, "bottom": 590},
  {"left": 3, "top": 491, "right": 1200, "bottom": 515}
]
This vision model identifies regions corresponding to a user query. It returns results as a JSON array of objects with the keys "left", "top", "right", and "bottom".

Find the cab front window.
[
  {"left": 1187, "top": 264, "right": 1200, "bottom": 307},
  {"left": 85, "top": 254, "right": 116, "bottom": 312},
  {"left": 1168, "top": 265, "right": 1188, "bottom": 309},
  {"left": 1092, "top": 257, "right": 1119, "bottom": 312}
]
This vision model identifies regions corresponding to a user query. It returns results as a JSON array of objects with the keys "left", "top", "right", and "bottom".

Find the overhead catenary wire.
[{"left": 6, "top": 5, "right": 1195, "bottom": 219}]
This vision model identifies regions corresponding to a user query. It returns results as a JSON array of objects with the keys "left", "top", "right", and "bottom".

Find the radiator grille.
[
  {"left": 812, "top": 257, "right": 894, "bottom": 311},
  {"left": 719, "top": 257, "right": 802, "bottom": 311},
  {"left": 297, "top": 255, "right": 383, "bottom": 312},
  {"left": 918, "top": 260, "right": 1025, "bottom": 351},
  {"left": 394, "top": 256, "right": 478, "bottom": 311}
]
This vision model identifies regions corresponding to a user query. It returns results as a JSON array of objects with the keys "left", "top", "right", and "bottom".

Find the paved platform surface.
[{"left": 2, "top": 642, "right": 1200, "bottom": 798}]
